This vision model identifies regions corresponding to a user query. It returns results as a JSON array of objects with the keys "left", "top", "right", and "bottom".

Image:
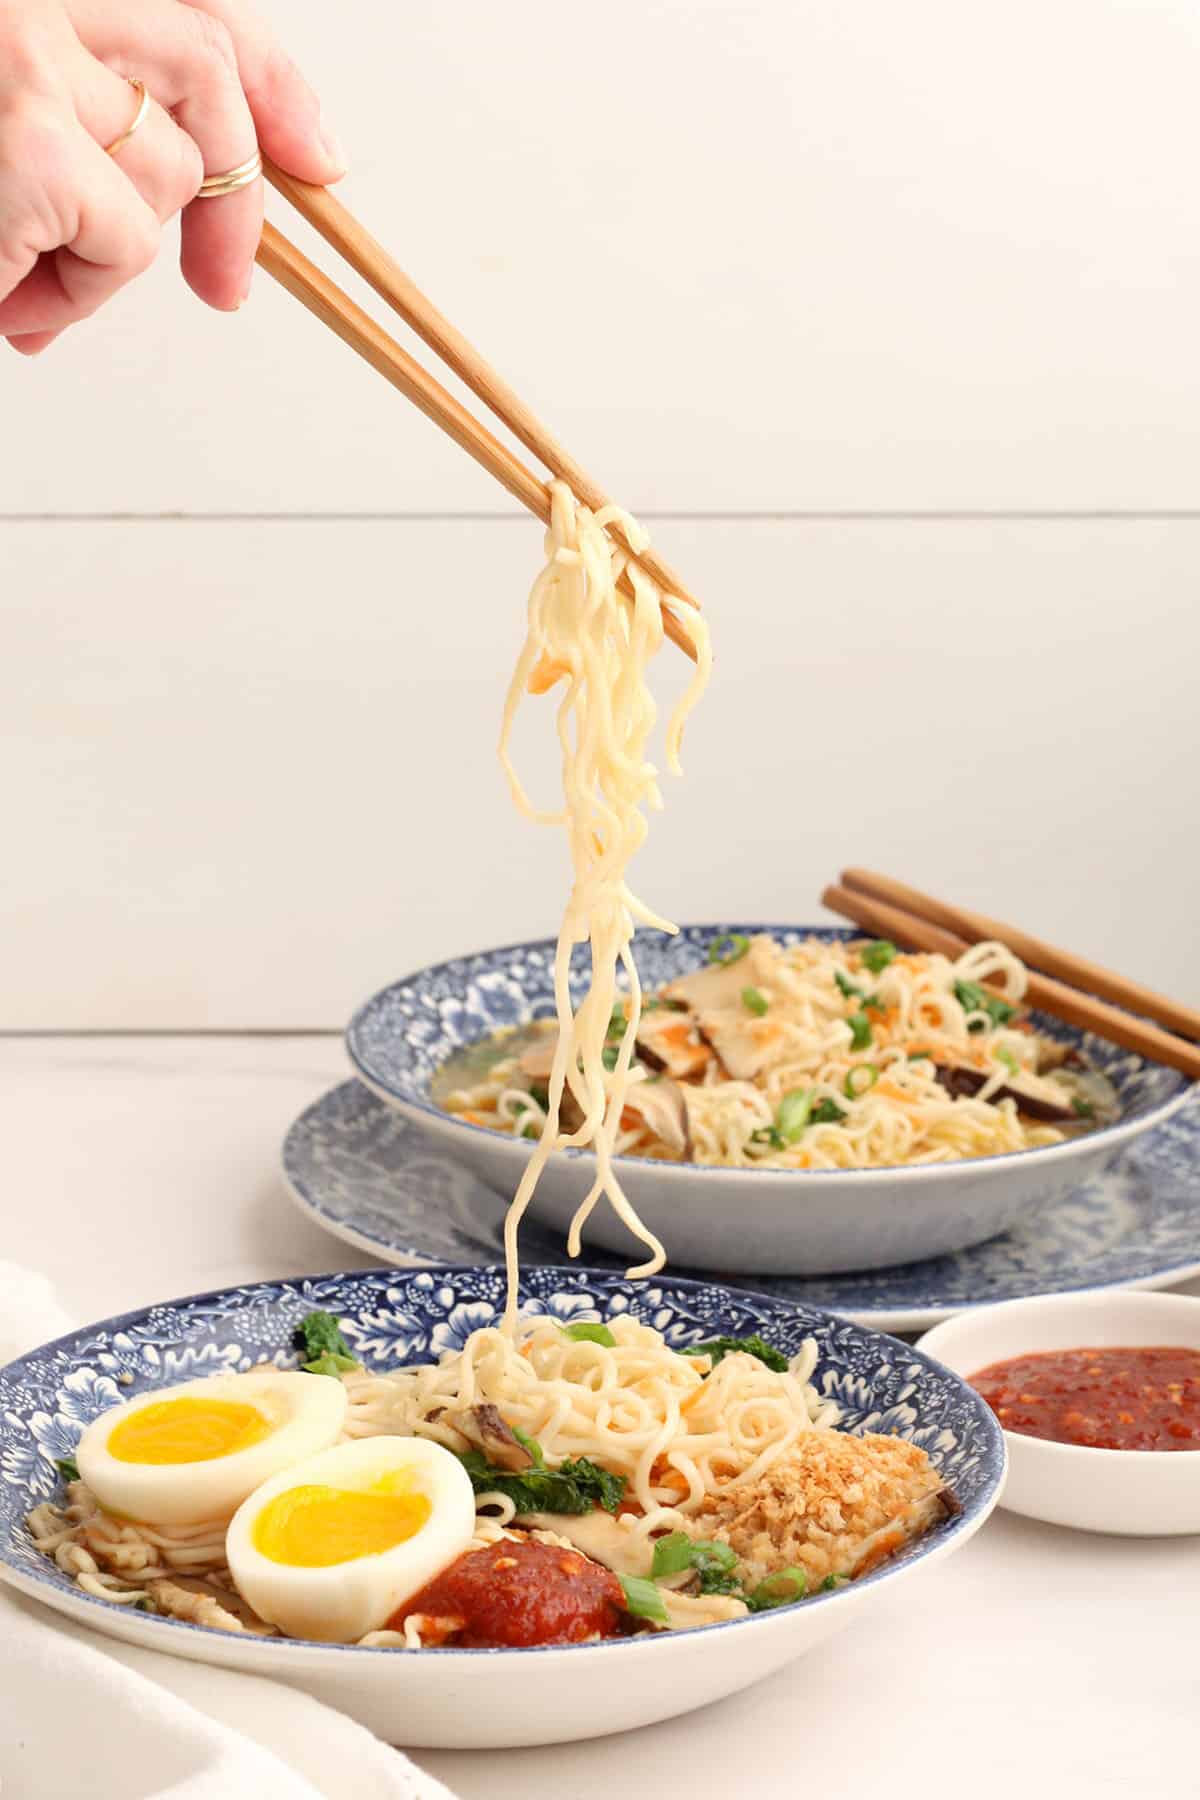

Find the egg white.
[
  {"left": 225, "top": 1436, "right": 476, "bottom": 1643},
  {"left": 76, "top": 1369, "right": 348, "bottom": 1526}
]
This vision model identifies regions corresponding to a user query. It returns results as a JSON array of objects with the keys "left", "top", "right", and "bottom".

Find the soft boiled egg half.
[
  {"left": 76, "top": 1369, "right": 347, "bottom": 1527},
  {"left": 226, "top": 1436, "right": 476, "bottom": 1643}
]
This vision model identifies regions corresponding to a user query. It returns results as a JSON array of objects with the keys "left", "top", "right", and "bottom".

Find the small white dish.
[{"left": 918, "top": 1291, "right": 1200, "bottom": 1536}]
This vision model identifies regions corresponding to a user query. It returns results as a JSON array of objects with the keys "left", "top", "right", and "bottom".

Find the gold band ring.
[
  {"left": 197, "top": 150, "right": 263, "bottom": 198},
  {"left": 105, "top": 78, "right": 151, "bottom": 158}
]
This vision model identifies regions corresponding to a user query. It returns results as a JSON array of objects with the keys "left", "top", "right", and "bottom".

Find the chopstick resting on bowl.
[
  {"left": 821, "top": 872, "right": 1200, "bottom": 1081},
  {"left": 254, "top": 165, "right": 700, "bottom": 662}
]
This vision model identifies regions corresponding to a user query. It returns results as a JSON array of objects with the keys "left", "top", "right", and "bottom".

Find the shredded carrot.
[{"left": 526, "top": 653, "right": 569, "bottom": 695}]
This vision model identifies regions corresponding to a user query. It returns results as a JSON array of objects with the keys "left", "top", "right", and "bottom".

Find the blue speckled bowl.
[
  {"left": 345, "top": 925, "right": 1194, "bottom": 1276},
  {"left": 0, "top": 1266, "right": 1005, "bottom": 1748}
]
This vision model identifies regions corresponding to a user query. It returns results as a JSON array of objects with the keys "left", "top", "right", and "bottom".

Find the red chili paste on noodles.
[
  {"left": 390, "top": 1537, "right": 632, "bottom": 1648},
  {"left": 969, "top": 1345, "right": 1200, "bottom": 1450}
]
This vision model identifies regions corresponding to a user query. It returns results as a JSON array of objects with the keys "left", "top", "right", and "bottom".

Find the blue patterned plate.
[
  {"left": 282, "top": 1080, "right": 1200, "bottom": 1332},
  {"left": 344, "top": 925, "right": 1193, "bottom": 1278},
  {"left": 0, "top": 1266, "right": 1004, "bottom": 1746}
]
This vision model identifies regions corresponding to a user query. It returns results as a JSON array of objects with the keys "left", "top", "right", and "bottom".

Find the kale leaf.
[
  {"left": 458, "top": 1450, "right": 626, "bottom": 1516},
  {"left": 295, "top": 1310, "right": 359, "bottom": 1377},
  {"left": 682, "top": 1334, "right": 789, "bottom": 1373}
]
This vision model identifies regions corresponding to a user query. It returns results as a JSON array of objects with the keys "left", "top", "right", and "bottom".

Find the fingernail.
[
  {"left": 319, "top": 118, "right": 348, "bottom": 174},
  {"left": 235, "top": 267, "right": 253, "bottom": 309}
]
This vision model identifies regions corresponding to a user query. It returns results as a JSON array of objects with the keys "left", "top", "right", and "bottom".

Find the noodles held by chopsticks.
[{"left": 498, "top": 483, "right": 711, "bottom": 1321}]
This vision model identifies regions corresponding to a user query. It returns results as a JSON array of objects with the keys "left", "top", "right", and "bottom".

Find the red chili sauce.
[
  {"left": 389, "top": 1537, "right": 632, "bottom": 1648},
  {"left": 970, "top": 1345, "right": 1200, "bottom": 1450}
]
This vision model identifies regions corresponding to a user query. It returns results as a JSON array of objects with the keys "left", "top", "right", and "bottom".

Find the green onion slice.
[
  {"left": 650, "top": 1532, "right": 695, "bottom": 1578},
  {"left": 847, "top": 1012, "right": 873, "bottom": 1051},
  {"left": 843, "top": 1063, "right": 879, "bottom": 1099},
  {"left": 809, "top": 1097, "right": 847, "bottom": 1125},
  {"left": 601, "top": 1043, "right": 620, "bottom": 1072},
  {"left": 708, "top": 933, "right": 750, "bottom": 967},
  {"left": 861, "top": 940, "right": 897, "bottom": 974},
  {"left": 775, "top": 1088, "right": 814, "bottom": 1143},
  {"left": 742, "top": 985, "right": 768, "bottom": 1017},
  {"left": 561, "top": 1321, "right": 616, "bottom": 1348},
  {"left": 749, "top": 1566, "right": 808, "bottom": 1610},
  {"left": 996, "top": 1046, "right": 1019, "bottom": 1075},
  {"left": 619, "top": 1574, "right": 669, "bottom": 1623}
]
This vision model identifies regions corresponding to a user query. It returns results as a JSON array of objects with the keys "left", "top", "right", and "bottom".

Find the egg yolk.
[
  {"left": 252, "top": 1470, "right": 432, "bottom": 1567},
  {"left": 108, "top": 1397, "right": 273, "bottom": 1465}
]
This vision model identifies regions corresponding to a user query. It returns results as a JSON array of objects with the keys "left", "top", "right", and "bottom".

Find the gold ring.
[
  {"left": 197, "top": 150, "right": 263, "bottom": 198},
  {"left": 105, "top": 78, "right": 151, "bottom": 158}
]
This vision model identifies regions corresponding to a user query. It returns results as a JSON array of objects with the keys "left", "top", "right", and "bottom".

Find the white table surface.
[{"left": 4, "top": 1034, "right": 1198, "bottom": 1799}]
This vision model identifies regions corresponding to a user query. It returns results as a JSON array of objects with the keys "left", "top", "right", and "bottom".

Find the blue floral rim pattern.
[
  {"left": 281, "top": 1081, "right": 1200, "bottom": 1328},
  {"left": 345, "top": 924, "right": 1191, "bottom": 1180},
  {"left": 0, "top": 1266, "right": 1005, "bottom": 1657}
]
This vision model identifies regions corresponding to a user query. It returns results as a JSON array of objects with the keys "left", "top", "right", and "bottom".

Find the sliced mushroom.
[
  {"left": 694, "top": 1008, "right": 790, "bottom": 1083},
  {"left": 622, "top": 1078, "right": 692, "bottom": 1157},
  {"left": 662, "top": 935, "right": 776, "bottom": 1013},
  {"left": 445, "top": 1404, "right": 535, "bottom": 1471},
  {"left": 634, "top": 1008, "right": 712, "bottom": 1080},
  {"left": 932, "top": 1063, "right": 1076, "bottom": 1123},
  {"left": 935, "top": 1486, "right": 962, "bottom": 1518},
  {"left": 520, "top": 1510, "right": 652, "bottom": 1577}
]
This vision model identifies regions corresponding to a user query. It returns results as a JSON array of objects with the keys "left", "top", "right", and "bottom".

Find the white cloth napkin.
[{"left": 0, "top": 1263, "right": 458, "bottom": 1800}]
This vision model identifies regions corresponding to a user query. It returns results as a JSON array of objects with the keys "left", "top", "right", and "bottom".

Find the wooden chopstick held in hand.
[
  {"left": 255, "top": 223, "right": 697, "bottom": 662},
  {"left": 840, "top": 868, "right": 1200, "bottom": 1043},
  {"left": 821, "top": 882, "right": 1200, "bottom": 1081},
  {"left": 255, "top": 164, "right": 701, "bottom": 660},
  {"left": 264, "top": 163, "right": 698, "bottom": 614}
]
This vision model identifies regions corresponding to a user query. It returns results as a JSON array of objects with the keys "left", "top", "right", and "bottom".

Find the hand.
[{"left": 0, "top": 0, "right": 345, "bottom": 353}]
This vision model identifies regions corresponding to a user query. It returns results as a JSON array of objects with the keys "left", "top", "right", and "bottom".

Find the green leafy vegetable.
[
  {"left": 561, "top": 1321, "right": 616, "bottom": 1348},
  {"left": 954, "top": 979, "right": 1016, "bottom": 1032},
  {"left": 776, "top": 1088, "right": 814, "bottom": 1143},
  {"left": 861, "top": 940, "right": 897, "bottom": 974},
  {"left": 1071, "top": 1095, "right": 1096, "bottom": 1119},
  {"left": 458, "top": 1450, "right": 626, "bottom": 1516},
  {"left": 529, "top": 1083, "right": 549, "bottom": 1110},
  {"left": 619, "top": 1574, "right": 669, "bottom": 1623},
  {"left": 843, "top": 1063, "right": 879, "bottom": 1099},
  {"left": 741, "top": 985, "right": 769, "bottom": 1017},
  {"left": 847, "top": 1012, "right": 873, "bottom": 1051},
  {"left": 708, "top": 933, "right": 750, "bottom": 967},
  {"left": 683, "top": 1334, "right": 789, "bottom": 1373},
  {"left": 834, "top": 969, "right": 866, "bottom": 1002},
  {"left": 809, "top": 1097, "right": 847, "bottom": 1125},
  {"left": 747, "top": 1566, "right": 808, "bottom": 1611},
  {"left": 649, "top": 1532, "right": 738, "bottom": 1587},
  {"left": 748, "top": 1125, "right": 785, "bottom": 1152},
  {"left": 55, "top": 1455, "right": 80, "bottom": 1484},
  {"left": 296, "top": 1310, "right": 359, "bottom": 1377},
  {"left": 601, "top": 1043, "right": 620, "bottom": 1072}
]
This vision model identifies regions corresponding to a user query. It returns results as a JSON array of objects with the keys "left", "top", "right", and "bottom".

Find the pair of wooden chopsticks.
[
  {"left": 254, "top": 163, "right": 699, "bottom": 661},
  {"left": 822, "top": 870, "right": 1200, "bottom": 1080}
]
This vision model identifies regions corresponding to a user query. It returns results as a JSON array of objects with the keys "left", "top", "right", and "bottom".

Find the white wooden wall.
[{"left": 3, "top": 1, "right": 1198, "bottom": 1027}]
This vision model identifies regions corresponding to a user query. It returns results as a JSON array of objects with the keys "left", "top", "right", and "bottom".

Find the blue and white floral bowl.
[
  {"left": 346, "top": 925, "right": 1194, "bottom": 1277},
  {"left": 0, "top": 1266, "right": 1005, "bottom": 1748}
]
